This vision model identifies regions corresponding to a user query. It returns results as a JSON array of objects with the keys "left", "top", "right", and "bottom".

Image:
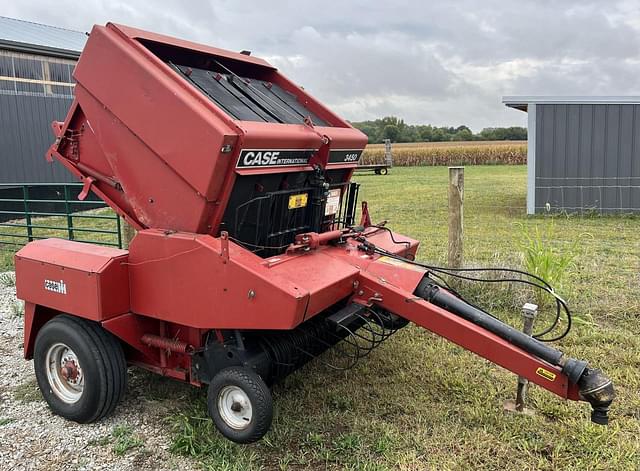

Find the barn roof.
[
  {"left": 503, "top": 96, "right": 640, "bottom": 112},
  {"left": 0, "top": 16, "right": 87, "bottom": 59}
]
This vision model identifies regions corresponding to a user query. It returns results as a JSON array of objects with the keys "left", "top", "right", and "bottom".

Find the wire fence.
[{"left": 535, "top": 177, "right": 640, "bottom": 214}]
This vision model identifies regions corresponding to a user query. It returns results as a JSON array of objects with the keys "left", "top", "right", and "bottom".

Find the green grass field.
[
  {"left": 168, "top": 166, "right": 639, "bottom": 470},
  {"left": 2, "top": 165, "right": 639, "bottom": 470}
]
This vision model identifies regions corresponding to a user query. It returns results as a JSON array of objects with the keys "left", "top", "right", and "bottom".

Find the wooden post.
[{"left": 448, "top": 167, "right": 464, "bottom": 269}]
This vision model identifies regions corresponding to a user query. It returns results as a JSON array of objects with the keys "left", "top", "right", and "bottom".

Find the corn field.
[{"left": 361, "top": 140, "right": 527, "bottom": 166}]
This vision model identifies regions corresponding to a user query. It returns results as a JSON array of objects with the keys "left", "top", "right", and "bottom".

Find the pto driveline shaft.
[{"left": 415, "top": 279, "right": 564, "bottom": 367}]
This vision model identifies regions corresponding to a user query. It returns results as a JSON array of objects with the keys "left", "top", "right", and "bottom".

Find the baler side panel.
[
  {"left": 266, "top": 252, "right": 360, "bottom": 319},
  {"left": 23, "top": 303, "right": 59, "bottom": 359},
  {"left": 128, "top": 230, "right": 309, "bottom": 329},
  {"left": 14, "top": 239, "right": 130, "bottom": 321}
]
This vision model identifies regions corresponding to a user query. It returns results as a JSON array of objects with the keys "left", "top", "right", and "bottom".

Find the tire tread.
[
  {"left": 35, "top": 314, "right": 126, "bottom": 423},
  {"left": 208, "top": 367, "right": 273, "bottom": 444}
]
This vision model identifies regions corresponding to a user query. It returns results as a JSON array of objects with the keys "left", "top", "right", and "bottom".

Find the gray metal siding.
[
  {"left": 0, "top": 93, "right": 74, "bottom": 183},
  {"left": 535, "top": 103, "right": 640, "bottom": 213}
]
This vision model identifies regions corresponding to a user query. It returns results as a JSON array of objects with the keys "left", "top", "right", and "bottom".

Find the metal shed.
[
  {"left": 0, "top": 16, "right": 87, "bottom": 184},
  {"left": 503, "top": 96, "right": 640, "bottom": 214}
]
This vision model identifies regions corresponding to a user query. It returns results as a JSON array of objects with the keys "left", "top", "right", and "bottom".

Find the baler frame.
[{"left": 14, "top": 22, "right": 614, "bottom": 444}]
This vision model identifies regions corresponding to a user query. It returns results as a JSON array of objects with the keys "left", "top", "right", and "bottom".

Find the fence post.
[
  {"left": 63, "top": 185, "right": 74, "bottom": 241},
  {"left": 448, "top": 167, "right": 464, "bottom": 269},
  {"left": 22, "top": 186, "right": 33, "bottom": 242}
]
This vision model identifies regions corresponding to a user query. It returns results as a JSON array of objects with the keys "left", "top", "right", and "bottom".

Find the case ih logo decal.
[
  {"left": 237, "top": 149, "right": 316, "bottom": 168},
  {"left": 328, "top": 149, "right": 363, "bottom": 164},
  {"left": 44, "top": 279, "right": 67, "bottom": 295}
]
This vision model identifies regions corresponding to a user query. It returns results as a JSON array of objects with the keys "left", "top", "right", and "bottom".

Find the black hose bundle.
[{"left": 355, "top": 233, "right": 573, "bottom": 342}]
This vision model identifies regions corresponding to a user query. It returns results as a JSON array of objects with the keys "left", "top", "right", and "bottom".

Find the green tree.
[
  {"left": 453, "top": 128, "right": 473, "bottom": 141},
  {"left": 350, "top": 119, "right": 526, "bottom": 143},
  {"left": 382, "top": 124, "right": 400, "bottom": 142}
]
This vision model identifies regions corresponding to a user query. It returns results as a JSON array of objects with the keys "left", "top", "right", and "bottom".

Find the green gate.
[{"left": 0, "top": 183, "right": 122, "bottom": 251}]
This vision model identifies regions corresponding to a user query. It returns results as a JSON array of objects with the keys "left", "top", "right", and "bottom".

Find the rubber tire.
[
  {"left": 374, "top": 168, "right": 382, "bottom": 175},
  {"left": 207, "top": 366, "right": 273, "bottom": 444},
  {"left": 33, "top": 314, "right": 127, "bottom": 423},
  {"left": 380, "top": 167, "right": 389, "bottom": 175}
]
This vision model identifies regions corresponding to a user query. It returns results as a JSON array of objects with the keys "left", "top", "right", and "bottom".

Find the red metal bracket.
[
  {"left": 360, "top": 201, "right": 372, "bottom": 227},
  {"left": 78, "top": 177, "right": 96, "bottom": 201},
  {"left": 220, "top": 231, "right": 230, "bottom": 263}
]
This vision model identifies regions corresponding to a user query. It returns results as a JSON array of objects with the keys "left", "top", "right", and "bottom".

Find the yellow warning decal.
[
  {"left": 536, "top": 367, "right": 557, "bottom": 381},
  {"left": 288, "top": 193, "right": 308, "bottom": 210},
  {"left": 376, "top": 255, "right": 425, "bottom": 273}
]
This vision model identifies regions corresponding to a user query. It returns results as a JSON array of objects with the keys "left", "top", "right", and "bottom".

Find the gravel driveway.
[{"left": 0, "top": 272, "right": 199, "bottom": 471}]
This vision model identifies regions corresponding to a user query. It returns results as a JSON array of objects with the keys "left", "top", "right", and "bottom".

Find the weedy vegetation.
[
  {"left": 111, "top": 425, "right": 144, "bottom": 456},
  {"left": 10, "top": 300, "right": 24, "bottom": 318},
  {"left": 0, "top": 272, "right": 15, "bottom": 288},
  {"left": 13, "top": 380, "right": 41, "bottom": 403}
]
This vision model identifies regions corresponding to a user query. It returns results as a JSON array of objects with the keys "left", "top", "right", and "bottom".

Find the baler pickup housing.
[{"left": 14, "top": 22, "right": 613, "bottom": 443}]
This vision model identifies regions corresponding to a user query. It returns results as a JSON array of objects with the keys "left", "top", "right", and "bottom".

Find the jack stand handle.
[{"left": 515, "top": 303, "right": 538, "bottom": 411}]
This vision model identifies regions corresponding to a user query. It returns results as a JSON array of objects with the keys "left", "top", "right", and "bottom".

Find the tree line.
[{"left": 351, "top": 116, "right": 527, "bottom": 143}]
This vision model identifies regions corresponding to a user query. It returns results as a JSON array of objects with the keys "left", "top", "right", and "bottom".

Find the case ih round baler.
[{"left": 14, "top": 23, "right": 613, "bottom": 443}]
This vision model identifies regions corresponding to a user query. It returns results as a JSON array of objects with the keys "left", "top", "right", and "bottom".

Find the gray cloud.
[{"left": 3, "top": 0, "right": 639, "bottom": 130}]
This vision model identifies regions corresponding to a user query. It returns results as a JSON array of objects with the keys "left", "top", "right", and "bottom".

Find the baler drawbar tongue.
[{"left": 413, "top": 279, "right": 614, "bottom": 424}]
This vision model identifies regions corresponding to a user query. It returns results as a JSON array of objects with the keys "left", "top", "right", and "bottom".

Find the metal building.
[
  {"left": 503, "top": 96, "right": 640, "bottom": 214},
  {"left": 0, "top": 16, "right": 87, "bottom": 183}
]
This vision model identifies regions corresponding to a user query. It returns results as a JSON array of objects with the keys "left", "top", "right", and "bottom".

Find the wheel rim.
[
  {"left": 217, "top": 385, "right": 252, "bottom": 430},
  {"left": 45, "top": 342, "right": 84, "bottom": 404}
]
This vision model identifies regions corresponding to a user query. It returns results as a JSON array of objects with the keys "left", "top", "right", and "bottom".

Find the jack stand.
[{"left": 504, "top": 303, "right": 538, "bottom": 415}]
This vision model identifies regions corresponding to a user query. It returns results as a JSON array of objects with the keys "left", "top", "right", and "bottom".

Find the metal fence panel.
[{"left": 0, "top": 183, "right": 122, "bottom": 250}]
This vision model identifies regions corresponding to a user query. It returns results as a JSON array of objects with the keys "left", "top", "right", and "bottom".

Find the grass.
[
  {"left": 13, "top": 379, "right": 42, "bottom": 403},
  {"left": 0, "top": 272, "right": 15, "bottom": 287},
  {"left": 10, "top": 300, "right": 24, "bottom": 318},
  {"left": 111, "top": 425, "right": 144, "bottom": 456},
  {"left": 88, "top": 425, "right": 145, "bottom": 456},
  {"left": 362, "top": 140, "right": 527, "bottom": 166},
  {"left": 1, "top": 166, "right": 638, "bottom": 469},
  {"left": 164, "top": 166, "right": 639, "bottom": 470}
]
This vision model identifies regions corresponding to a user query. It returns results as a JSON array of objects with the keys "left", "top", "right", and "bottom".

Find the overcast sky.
[{"left": 4, "top": 1, "right": 640, "bottom": 131}]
